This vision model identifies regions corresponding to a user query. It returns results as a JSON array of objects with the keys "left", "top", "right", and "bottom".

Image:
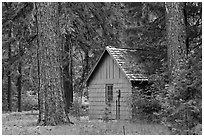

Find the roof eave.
[{"left": 130, "top": 78, "right": 149, "bottom": 81}]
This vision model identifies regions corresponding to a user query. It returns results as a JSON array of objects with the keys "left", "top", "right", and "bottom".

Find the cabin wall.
[{"left": 88, "top": 54, "right": 132, "bottom": 120}]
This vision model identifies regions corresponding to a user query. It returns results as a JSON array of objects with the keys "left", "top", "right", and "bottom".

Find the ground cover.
[{"left": 2, "top": 111, "right": 171, "bottom": 135}]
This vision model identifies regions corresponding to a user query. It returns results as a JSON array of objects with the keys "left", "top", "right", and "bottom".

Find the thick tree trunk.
[
  {"left": 36, "top": 2, "right": 71, "bottom": 126},
  {"left": 165, "top": 2, "right": 187, "bottom": 83}
]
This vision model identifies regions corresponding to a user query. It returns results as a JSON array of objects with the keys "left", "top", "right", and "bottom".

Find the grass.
[{"left": 2, "top": 111, "right": 171, "bottom": 135}]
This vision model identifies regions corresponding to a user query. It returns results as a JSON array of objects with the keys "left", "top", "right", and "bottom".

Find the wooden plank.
[
  {"left": 89, "top": 106, "right": 105, "bottom": 112},
  {"left": 102, "top": 56, "right": 105, "bottom": 80},
  {"left": 89, "top": 109, "right": 129, "bottom": 114},
  {"left": 100, "top": 64, "right": 102, "bottom": 79},
  {"left": 89, "top": 113, "right": 130, "bottom": 117},
  {"left": 89, "top": 106, "right": 129, "bottom": 111},
  {"left": 89, "top": 102, "right": 130, "bottom": 109},
  {"left": 89, "top": 109, "right": 130, "bottom": 116},
  {"left": 114, "top": 60, "right": 117, "bottom": 79},
  {"left": 89, "top": 113, "right": 130, "bottom": 119},
  {"left": 89, "top": 83, "right": 130, "bottom": 86},
  {"left": 89, "top": 96, "right": 130, "bottom": 100},
  {"left": 106, "top": 55, "right": 108, "bottom": 79},
  {"left": 89, "top": 97, "right": 105, "bottom": 102},
  {"left": 89, "top": 85, "right": 105, "bottom": 89},
  {"left": 119, "top": 66, "right": 121, "bottom": 78},
  {"left": 108, "top": 56, "right": 110, "bottom": 79},
  {"left": 89, "top": 98, "right": 128, "bottom": 102},
  {"left": 112, "top": 58, "right": 114, "bottom": 79},
  {"left": 89, "top": 102, "right": 129, "bottom": 107},
  {"left": 89, "top": 92, "right": 105, "bottom": 98}
]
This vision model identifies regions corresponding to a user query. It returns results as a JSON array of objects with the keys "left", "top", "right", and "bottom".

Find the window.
[{"left": 105, "top": 84, "right": 113, "bottom": 103}]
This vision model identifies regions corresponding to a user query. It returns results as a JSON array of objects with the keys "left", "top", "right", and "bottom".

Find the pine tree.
[{"left": 36, "top": 2, "right": 71, "bottom": 126}]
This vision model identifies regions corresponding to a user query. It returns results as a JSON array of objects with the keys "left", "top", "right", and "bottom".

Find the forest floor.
[{"left": 2, "top": 111, "right": 171, "bottom": 135}]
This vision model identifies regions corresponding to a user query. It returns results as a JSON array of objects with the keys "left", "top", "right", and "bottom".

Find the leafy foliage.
[
  {"left": 2, "top": 2, "right": 37, "bottom": 112},
  {"left": 21, "top": 91, "right": 38, "bottom": 111},
  {"left": 125, "top": 2, "right": 202, "bottom": 135},
  {"left": 130, "top": 87, "right": 161, "bottom": 123},
  {"left": 148, "top": 53, "right": 202, "bottom": 134},
  {"left": 69, "top": 96, "right": 88, "bottom": 117}
]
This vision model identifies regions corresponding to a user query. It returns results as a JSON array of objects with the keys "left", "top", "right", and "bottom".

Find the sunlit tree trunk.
[
  {"left": 36, "top": 2, "right": 71, "bottom": 126},
  {"left": 165, "top": 2, "right": 187, "bottom": 83}
]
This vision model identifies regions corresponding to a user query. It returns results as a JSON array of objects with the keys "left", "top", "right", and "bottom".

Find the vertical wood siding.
[{"left": 88, "top": 54, "right": 132, "bottom": 120}]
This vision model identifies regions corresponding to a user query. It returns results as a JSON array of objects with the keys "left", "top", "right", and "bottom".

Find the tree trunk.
[
  {"left": 35, "top": 2, "right": 41, "bottom": 123},
  {"left": 63, "top": 34, "right": 73, "bottom": 111},
  {"left": 36, "top": 2, "right": 71, "bottom": 126},
  {"left": 165, "top": 2, "right": 187, "bottom": 83},
  {"left": 17, "top": 42, "right": 23, "bottom": 112},
  {"left": 183, "top": 2, "right": 189, "bottom": 55},
  {"left": 7, "top": 29, "right": 12, "bottom": 112},
  {"left": 17, "top": 61, "right": 22, "bottom": 112}
]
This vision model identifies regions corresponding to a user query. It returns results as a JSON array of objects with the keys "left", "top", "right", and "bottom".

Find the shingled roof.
[
  {"left": 86, "top": 46, "right": 154, "bottom": 84},
  {"left": 106, "top": 46, "right": 148, "bottom": 81}
]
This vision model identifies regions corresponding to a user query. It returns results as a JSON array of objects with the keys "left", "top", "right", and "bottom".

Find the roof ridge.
[{"left": 106, "top": 46, "right": 149, "bottom": 51}]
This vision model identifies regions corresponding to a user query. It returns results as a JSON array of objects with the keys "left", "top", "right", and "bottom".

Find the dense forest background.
[{"left": 2, "top": 2, "right": 202, "bottom": 134}]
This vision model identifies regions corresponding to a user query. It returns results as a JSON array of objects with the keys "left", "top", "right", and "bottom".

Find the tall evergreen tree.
[{"left": 36, "top": 2, "right": 71, "bottom": 125}]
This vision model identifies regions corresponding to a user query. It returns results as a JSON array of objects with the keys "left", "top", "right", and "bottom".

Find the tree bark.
[
  {"left": 36, "top": 2, "right": 71, "bottom": 126},
  {"left": 165, "top": 2, "right": 187, "bottom": 83},
  {"left": 17, "top": 61, "right": 22, "bottom": 112},
  {"left": 183, "top": 2, "right": 189, "bottom": 55},
  {"left": 35, "top": 2, "right": 41, "bottom": 123},
  {"left": 17, "top": 42, "right": 23, "bottom": 112},
  {"left": 63, "top": 34, "right": 73, "bottom": 110},
  {"left": 7, "top": 28, "right": 12, "bottom": 112}
]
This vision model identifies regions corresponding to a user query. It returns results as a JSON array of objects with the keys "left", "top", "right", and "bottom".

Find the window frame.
[{"left": 105, "top": 84, "right": 113, "bottom": 103}]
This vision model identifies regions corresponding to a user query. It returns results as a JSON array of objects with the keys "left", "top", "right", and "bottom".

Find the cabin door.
[{"left": 105, "top": 84, "right": 114, "bottom": 119}]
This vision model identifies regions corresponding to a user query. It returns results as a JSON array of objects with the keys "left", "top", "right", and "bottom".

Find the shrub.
[
  {"left": 131, "top": 87, "right": 161, "bottom": 123},
  {"left": 156, "top": 84, "right": 202, "bottom": 135},
  {"left": 69, "top": 97, "right": 88, "bottom": 117},
  {"left": 102, "top": 102, "right": 111, "bottom": 122},
  {"left": 149, "top": 59, "right": 202, "bottom": 135},
  {"left": 21, "top": 91, "right": 38, "bottom": 111}
]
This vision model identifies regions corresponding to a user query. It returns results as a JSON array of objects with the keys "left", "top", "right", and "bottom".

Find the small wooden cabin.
[{"left": 85, "top": 46, "right": 151, "bottom": 120}]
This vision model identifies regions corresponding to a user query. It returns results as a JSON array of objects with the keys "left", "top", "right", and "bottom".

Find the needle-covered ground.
[{"left": 2, "top": 111, "right": 171, "bottom": 135}]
